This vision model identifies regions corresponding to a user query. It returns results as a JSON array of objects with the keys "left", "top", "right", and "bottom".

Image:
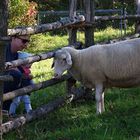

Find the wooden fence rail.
[
  {"left": 3, "top": 74, "right": 71, "bottom": 101},
  {"left": 95, "top": 14, "right": 140, "bottom": 22},
  {"left": 1, "top": 89, "right": 86, "bottom": 134},
  {"left": 7, "top": 15, "right": 85, "bottom": 36},
  {"left": 5, "top": 42, "right": 82, "bottom": 70},
  {"left": 0, "top": 75, "right": 13, "bottom": 82},
  {"left": 1, "top": 0, "right": 139, "bottom": 138},
  {"left": 5, "top": 51, "right": 55, "bottom": 70},
  {"left": 4, "top": 14, "right": 140, "bottom": 37}
]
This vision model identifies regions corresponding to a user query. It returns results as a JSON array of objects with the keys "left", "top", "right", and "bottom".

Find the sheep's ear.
[
  {"left": 61, "top": 54, "right": 67, "bottom": 59},
  {"left": 66, "top": 58, "right": 72, "bottom": 65},
  {"left": 66, "top": 52, "right": 72, "bottom": 65}
]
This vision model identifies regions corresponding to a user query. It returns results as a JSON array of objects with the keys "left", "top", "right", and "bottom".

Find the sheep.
[{"left": 52, "top": 38, "right": 140, "bottom": 114}]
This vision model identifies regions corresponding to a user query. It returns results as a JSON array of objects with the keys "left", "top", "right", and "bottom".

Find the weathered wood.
[
  {"left": 69, "top": 0, "right": 77, "bottom": 18},
  {"left": 67, "top": 0, "right": 78, "bottom": 95},
  {"left": 5, "top": 43, "right": 81, "bottom": 70},
  {"left": 69, "top": 14, "right": 140, "bottom": 26},
  {"left": 0, "top": 36, "right": 11, "bottom": 41},
  {"left": 38, "top": 9, "right": 124, "bottom": 17},
  {"left": 39, "top": 10, "right": 69, "bottom": 15},
  {"left": 5, "top": 14, "right": 140, "bottom": 37},
  {"left": 83, "top": 0, "right": 95, "bottom": 47},
  {"left": 0, "top": 0, "right": 8, "bottom": 139},
  {"left": 66, "top": 77, "right": 77, "bottom": 94},
  {"left": 0, "top": 75, "right": 13, "bottom": 82},
  {"left": 68, "top": 29, "right": 77, "bottom": 45},
  {"left": 68, "top": 0, "right": 77, "bottom": 45},
  {"left": 8, "top": 15, "right": 85, "bottom": 36},
  {"left": 82, "top": 0, "right": 95, "bottom": 95},
  {"left": 1, "top": 89, "right": 86, "bottom": 134},
  {"left": 5, "top": 51, "right": 55, "bottom": 70},
  {"left": 64, "top": 14, "right": 140, "bottom": 27},
  {"left": 3, "top": 74, "right": 71, "bottom": 101},
  {"left": 135, "top": 0, "right": 140, "bottom": 33},
  {"left": 95, "top": 15, "right": 140, "bottom": 22}
]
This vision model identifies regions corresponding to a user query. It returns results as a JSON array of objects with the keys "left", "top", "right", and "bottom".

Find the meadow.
[{"left": 3, "top": 26, "right": 140, "bottom": 140}]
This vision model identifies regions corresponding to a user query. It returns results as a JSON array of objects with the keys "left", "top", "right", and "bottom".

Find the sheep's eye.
[{"left": 62, "top": 58, "right": 66, "bottom": 61}]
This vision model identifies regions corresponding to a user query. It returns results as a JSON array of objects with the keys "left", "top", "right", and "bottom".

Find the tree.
[{"left": 9, "top": 0, "right": 38, "bottom": 28}]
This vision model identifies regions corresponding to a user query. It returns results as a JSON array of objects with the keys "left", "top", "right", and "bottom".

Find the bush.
[{"left": 9, "top": 0, "right": 38, "bottom": 28}]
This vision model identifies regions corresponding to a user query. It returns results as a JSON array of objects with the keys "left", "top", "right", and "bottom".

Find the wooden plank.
[
  {"left": 2, "top": 89, "right": 86, "bottom": 134},
  {"left": 3, "top": 74, "right": 71, "bottom": 101},
  {"left": 135, "top": 0, "right": 140, "bottom": 33},
  {"left": 5, "top": 43, "right": 82, "bottom": 70},
  {"left": 5, "top": 14, "right": 140, "bottom": 37},
  {"left": 82, "top": 0, "right": 94, "bottom": 95},
  {"left": 0, "top": 0, "right": 8, "bottom": 139},
  {"left": 0, "top": 75, "right": 13, "bottom": 82},
  {"left": 66, "top": 0, "right": 78, "bottom": 95},
  {"left": 83, "top": 0, "right": 95, "bottom": 47},
  {"left": 38, "top": 9, "right": 123, "bottom": 15},
  {"left": 95, "top": 15, "right": 140, "bottom": 21},
  {"left": 8, "top": 15, "right": 85, "bottom": 36},
  {"left": 68, "top": 0, "right": 77, "bottom": 45},
  {"left": 5, "top": 51, "right": 55, "bottom": 70}
]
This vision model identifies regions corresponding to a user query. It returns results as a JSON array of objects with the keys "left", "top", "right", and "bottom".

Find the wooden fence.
[{"left": 0, "top": 0, "right": 140, "bottom": 137}]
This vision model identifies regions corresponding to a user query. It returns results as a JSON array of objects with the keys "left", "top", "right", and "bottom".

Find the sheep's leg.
[
  {"left": 101, "top": 92, "right": 105, "bottom": 112},
  {"left": 95, "top": 83, "right": 104, "bottom": 114}
]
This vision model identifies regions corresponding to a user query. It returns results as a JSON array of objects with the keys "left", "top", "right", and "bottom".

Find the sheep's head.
[{"left": 52, "top": 49, "right": 72, "bottom": 78}]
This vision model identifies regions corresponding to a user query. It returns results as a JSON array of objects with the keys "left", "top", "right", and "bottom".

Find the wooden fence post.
[
  {"left": 66, "top": 0, "right": 78, "bottom": 94},
  {"left": 68, "top": 0, "right": 77, "bottom": 45},
  {"left": 135, "top": 0, "right": 140, "bottom": 33},
  {"left": 83, "top": 0, "right": 95, "bottom": 47},
  {"left": 82, "top": 0, "right": 95, "bottom": 95},
  {"left": 0, "top": 0, "right": 8, "bottom": 139}
]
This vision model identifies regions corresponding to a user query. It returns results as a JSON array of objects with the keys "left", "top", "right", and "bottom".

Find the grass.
[{"left": 3, "top": 26, "right": 140, "bottom": 140}]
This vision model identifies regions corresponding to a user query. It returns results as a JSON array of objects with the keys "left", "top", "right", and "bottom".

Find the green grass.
[
  {"left": 27, "top": 25, "right": 134, "bottom": 54},
  {"left": 4, "top": 26, "right": 140, "bottom": 140},
  {"left": 27, "top": 33, "right": 69, "bottom": 53}
]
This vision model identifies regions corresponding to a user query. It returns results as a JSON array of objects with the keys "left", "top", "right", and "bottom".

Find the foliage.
[
  {"left": 95, "top": 0, "right": 136, "bottom": 14},
  {"left": 32, "top": 0, "right": 136, "bottom": 14},
  {"left": 9, "top": 0, "right": 38, "bottom": 28},
  {"left": 95, "top": 0, "right": 114, "bottom": 9},
  {"left": 32, "top": 0, "right": 68, "bottom": 11}
]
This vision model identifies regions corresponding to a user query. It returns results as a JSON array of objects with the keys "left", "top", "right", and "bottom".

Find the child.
[{"left": 9, "top": 52, "right": 33, "bottom": 117}]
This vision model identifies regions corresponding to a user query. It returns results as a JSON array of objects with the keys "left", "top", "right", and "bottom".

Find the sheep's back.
[{"left": 67, "top": 38, "right": 140, "bottom": 88}]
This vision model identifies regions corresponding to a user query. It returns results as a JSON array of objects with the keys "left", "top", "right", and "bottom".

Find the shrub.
[{"left": 9, "top": 0, "right": 38, "bottom": 28}]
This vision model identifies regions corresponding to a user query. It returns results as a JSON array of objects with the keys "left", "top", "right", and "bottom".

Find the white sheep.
[{"left": 52, "top": 38, "right": 140, "bottom": 114}]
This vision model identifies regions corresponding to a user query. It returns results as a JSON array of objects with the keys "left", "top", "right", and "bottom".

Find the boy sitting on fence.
[{"left": 9, "top": 52, "right": 34, "bottom": 117}]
